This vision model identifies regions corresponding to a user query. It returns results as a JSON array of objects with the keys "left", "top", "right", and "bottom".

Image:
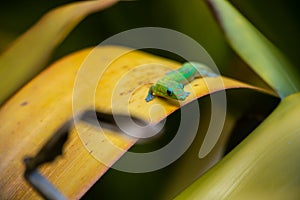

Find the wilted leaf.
[{"left": 0, "top": 46, "right": 275, "bottom": 199}]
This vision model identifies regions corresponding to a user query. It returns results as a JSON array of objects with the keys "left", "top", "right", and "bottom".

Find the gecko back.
[
  {"left": 182, "top": 62, "right": 217, "bottom": 79},
  {"left": 165, "top": 62, "right": 217, "bottom": 84}
]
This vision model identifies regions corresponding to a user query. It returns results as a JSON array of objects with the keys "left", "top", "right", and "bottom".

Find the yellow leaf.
[{"left": 0, "top": 46, "right": 274, "bottom": 199}]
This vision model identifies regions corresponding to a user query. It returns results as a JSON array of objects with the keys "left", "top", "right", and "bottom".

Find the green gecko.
[{"left": 145, "top": 62, "right": 218, "bottom": 102}]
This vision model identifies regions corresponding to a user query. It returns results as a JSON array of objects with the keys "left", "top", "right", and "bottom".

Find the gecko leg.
[{"left": 145, "top": 86, "right": 155, "bottom": 102}]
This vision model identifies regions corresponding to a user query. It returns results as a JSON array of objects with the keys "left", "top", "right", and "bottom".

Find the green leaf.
[
  {"left": 175, "top": 92, "right": 300, "bottom": 199},
  {"left": 206, "top": 0, "right": 300, "bottom": 98},
  {"left": 0, "top": 0, "right": 118, "bottom": 105}
]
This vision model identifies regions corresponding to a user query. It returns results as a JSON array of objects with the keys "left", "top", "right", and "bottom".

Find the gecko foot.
[{"left": 145, "top": 93, "right": 155, "bottom": 102}]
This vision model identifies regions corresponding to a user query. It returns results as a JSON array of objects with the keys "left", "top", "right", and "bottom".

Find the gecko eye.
[{"left": 166, "top": 88, "right": 173, "bottom": 96}]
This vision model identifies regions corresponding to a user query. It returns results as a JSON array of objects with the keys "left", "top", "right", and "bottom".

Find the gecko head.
[{"left": 155, "top": 80, "right": 190, "bottom": 101}]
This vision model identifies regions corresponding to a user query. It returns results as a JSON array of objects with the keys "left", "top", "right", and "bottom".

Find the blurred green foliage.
[
  {"left": 1, "top": 0, "right": 299, "bottom": 67},
  {"left": 229, "top": 0, "right": 300, "bottom": 70},
  {"left": 1, "top": 0, "right": 299, "bottom": 89}
]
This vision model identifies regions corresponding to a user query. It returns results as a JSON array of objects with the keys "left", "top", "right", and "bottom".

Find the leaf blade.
[
  {"left": 206, "top": 0, "right": 300, "bottom": 98},
  {"left": 175, "top": 92, "right": 300, "bottom": 199},
  {"left": 0, "top": 46, "right": 275, "bottom": 199},
  {"left": 0, "top": 0, "right": 118, "bottom": 105}
]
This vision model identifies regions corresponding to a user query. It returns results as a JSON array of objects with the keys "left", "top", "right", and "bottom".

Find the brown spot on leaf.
[{"left": 20, "top": 101, "right": 28, "bottom": 106}]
